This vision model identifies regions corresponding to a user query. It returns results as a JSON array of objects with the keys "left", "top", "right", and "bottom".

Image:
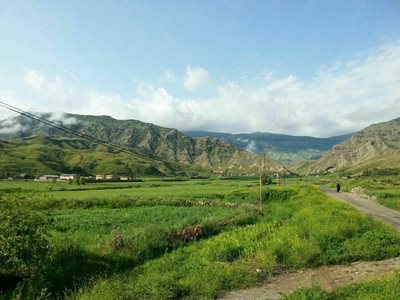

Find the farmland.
[{"left": 1, "top": 177, "right": 400, "bottom": 299}]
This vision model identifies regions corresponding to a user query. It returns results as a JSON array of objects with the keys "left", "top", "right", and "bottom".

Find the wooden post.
[{"left": 259, "top": 161, "right": 263, "bottom": 214}]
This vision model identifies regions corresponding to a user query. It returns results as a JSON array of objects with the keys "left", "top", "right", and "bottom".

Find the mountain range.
[
  {"left": 2, "top": 112, "right": 399, "bottom": 177},
  {"left": 0, "top": 114, "right": 283, "bottom": 176},
  {"left": 185, "top": 131, "right": 352, "bottom": 165}
]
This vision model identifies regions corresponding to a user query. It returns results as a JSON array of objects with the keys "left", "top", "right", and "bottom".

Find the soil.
[
  {"left": 220, "top": 188, "right": 400, "bottom": 300},
  {"left": 221, "top": 258, "right": 400, "bottom": 300}
]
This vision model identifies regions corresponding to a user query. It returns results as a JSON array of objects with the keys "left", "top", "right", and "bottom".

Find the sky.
[{"left": 1, "top": 0, "right": 400, "bottom": 137}]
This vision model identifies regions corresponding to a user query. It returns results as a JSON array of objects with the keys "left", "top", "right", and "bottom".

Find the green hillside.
[
  {"left": 0, "top": 114, "right": 286, "bottom": 175},
  {"left": 0, "top": 136, "right": 186, "bottom": 177}
]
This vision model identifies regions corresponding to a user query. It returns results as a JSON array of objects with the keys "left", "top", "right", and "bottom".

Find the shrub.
[{"left": 0, "top": 204, "right": 49, "bottom": 276}]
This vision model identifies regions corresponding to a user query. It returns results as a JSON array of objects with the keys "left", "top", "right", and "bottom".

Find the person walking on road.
[{"left": 336, "top": 183, "right": 341, "bottom": 193}]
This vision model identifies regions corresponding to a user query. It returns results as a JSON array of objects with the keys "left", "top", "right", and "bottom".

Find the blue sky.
[{"left": 1, "top": 0, "right": 400, "bottom": 136}]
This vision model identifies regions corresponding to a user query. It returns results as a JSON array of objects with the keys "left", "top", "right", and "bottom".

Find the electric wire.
[{"left": 0, "top": 100, "right": 146, "bottom": 158}]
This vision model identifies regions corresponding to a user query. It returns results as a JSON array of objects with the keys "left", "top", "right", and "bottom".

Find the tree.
[
  {"left": 74, "top": 175, "right": 81, "bottom": 185},
  {"left": 261, "top": 175, "right": 273, "bottom": 185},
  {"left": 79, "top": 177, "right": 86, "bottom": 185}
]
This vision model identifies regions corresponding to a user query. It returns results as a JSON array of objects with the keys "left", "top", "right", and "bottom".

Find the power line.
[{"left": 0, "top": 100, "right": 147, "bottom": 158}]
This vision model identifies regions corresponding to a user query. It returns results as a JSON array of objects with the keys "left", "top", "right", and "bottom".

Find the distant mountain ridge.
[
  {"left": 185, "top": 130, "right": 353, "bottom": 165},
  {"left": 0, "top": 113, "right": 285, "bottom": 175},
  {"left": 306, "top": 117, "right": 400, "bottom": 174}
]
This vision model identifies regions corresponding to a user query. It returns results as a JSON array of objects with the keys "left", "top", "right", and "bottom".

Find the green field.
[{"left": 1, "top": 178, "right": 400, "bottom": 299}]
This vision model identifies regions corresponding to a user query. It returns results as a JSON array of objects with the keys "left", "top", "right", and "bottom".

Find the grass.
[
  {"left": 1, "top": 178, "right": 400, "bottom": 299},
  {"left": 2, "top": 204, "right": 256, "bottom": 299},
  {"left": 72, "top": 184, "right": 400, "bottom": 300},
  {"left": 285, "top": 271, "right": 400, "bottom": 299},
  {"left": 0, "top": 179, "right": 261, "bottom": 210}
]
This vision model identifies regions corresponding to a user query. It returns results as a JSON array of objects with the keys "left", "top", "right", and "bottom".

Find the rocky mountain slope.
[
  {"left": 308, "top": 117, "right": 400, "bottom": 174},
  {"left": 0, "top": 113, "right": 285, "bottom": 175},
  {"left": 185, "top": 131, "right": 352, "bottom": 165}
]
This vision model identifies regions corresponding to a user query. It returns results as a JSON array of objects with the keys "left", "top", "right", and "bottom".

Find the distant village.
[
  {"left": 36, "top": 174, "right": 133, "bottom": 182},
  {"left": 1, "top": 173, "right": 135, "bottom": 182}
]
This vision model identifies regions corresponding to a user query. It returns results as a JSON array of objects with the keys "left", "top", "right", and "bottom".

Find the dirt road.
[
  {"left": 221, "top": 188, "right": 400, "bottom": 300},
  {"left": 221, "top": 257, "right": 400, "bottom": 300},
  {"left": 321, "top": 187, "right": 400, "bottom": 231}
]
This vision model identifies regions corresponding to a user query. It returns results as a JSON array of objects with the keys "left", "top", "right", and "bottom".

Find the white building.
[
  {"left": 60, "top": 174, "right": 77, "bottom": 181},
  {"left": 36, "top": 175, "right": 60, "bottom": 181}
]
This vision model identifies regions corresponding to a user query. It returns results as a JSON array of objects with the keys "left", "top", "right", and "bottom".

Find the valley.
[
  {"left": 2, "top": 3, "right": 400, "bottom": 299},
  {"left": 1, "top": 113, "right": 400, "bottom": 300}
]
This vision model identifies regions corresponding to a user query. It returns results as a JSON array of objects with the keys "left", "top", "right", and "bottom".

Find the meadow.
[{"left": 1, "top": 177, "right": 400, "bottom": 299}]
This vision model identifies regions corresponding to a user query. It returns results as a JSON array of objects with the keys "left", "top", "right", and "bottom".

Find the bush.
[
  {"left": 0, "top": 204, "right": 49, "bottom": 277},
  {"left": 261, "top": 175, "right": 273, "bottom": 185}
]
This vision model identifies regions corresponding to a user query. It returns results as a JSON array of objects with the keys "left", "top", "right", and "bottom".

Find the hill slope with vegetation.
[
  {"left": 0, "top": 136, "right": 186, "bottom": 176},
  {"left": 0, "top": 113, "right": 285, "bottom": 175}
]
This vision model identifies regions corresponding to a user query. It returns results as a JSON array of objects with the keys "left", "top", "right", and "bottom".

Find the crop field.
[{"left": 1, "top": 178, "right": 400, "bottom": 299}]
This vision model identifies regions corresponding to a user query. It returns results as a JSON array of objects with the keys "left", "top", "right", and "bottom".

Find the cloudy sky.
[{"left": 1, "top": 0, "right": 400, "bottom": 137}]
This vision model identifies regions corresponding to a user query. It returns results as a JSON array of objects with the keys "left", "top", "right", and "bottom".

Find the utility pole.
[{"left": 259, "top": 154, "right": 266, "bottom": 215}]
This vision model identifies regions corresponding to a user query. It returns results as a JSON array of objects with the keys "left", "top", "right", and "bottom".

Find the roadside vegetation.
[
  {"left": 285, "top": 271, "right": 400, "bottom": 300},
  {"left": 1, "top": 178, "right": 399, "bottom": 299}
]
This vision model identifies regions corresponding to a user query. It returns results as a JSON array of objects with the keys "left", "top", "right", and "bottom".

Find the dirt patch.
[{"left": 221, "top": 257, "right": 400, "bottom": 300}]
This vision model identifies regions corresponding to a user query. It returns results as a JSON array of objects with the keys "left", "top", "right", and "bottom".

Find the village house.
[
  {"left": 36, "top": 175, "right": 60, "bottom": 181},
  {"left": 60, "top": 174, "right": 77, "bottom": 181},
  {"left": 105, "top": 174, "right": 120, "bottom": 180}
]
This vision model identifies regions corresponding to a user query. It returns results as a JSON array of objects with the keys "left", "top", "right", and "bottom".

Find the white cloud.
[
  {"left": 23, "top": 69, "right": 63, "bottom": 94},
  {"left": 162, "top": 70, "right": 176, "bottom": 82},
  {"left": 0, "top": 118, "right": 27, "bottom": 134},
  {"left": 183, "top": 66, "right": 210, "bottom": 91},
  {"left": 3, "top": 41, "right": 400, "bottom": 137},
  {"left": 246, "top": 140, "right": 257, "bottom": 153},
  {"left": 47, "top": 112, "right": 77, "bottom": 125}
]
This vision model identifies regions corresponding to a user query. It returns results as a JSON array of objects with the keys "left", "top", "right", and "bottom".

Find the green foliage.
[
  {"left": 284, "top": 286, "right": 329, "bottom": 300},
  {"left": 74, "top": 185, "right": 400, "bottom": 299},
  {"left": 8, "top": 202, "right": 255, "bottom": 299},
  {"left": 2, "top": 179, "right": 400, "bottom": 299},
  {"left": 261, "top": 175, "right": 273, "bottom": 185},
  {"left": 286, "top": 272, "right": 400, "bottom": 300},
  {"left": 0, "top": 204, "right": 49, "bottom": 276},
  {"left": 74, "top": 175, "right": 81, "bottom": 185}
]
